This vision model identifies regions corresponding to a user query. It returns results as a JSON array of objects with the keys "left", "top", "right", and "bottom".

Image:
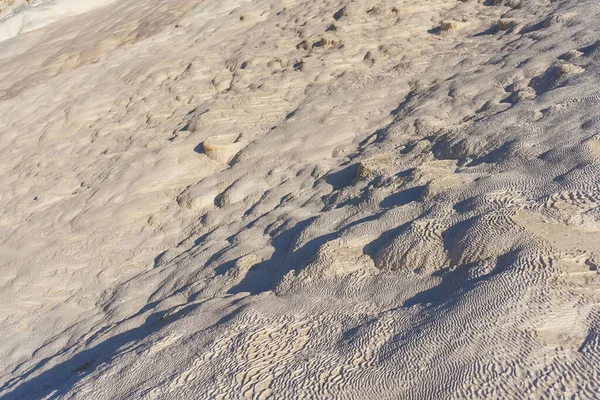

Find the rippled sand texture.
[{"left": 1, "top": 0, "right": 600, "bottom": 398}]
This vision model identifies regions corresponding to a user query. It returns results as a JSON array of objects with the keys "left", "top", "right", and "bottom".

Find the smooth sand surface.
[{"left": 0, "top": 0, "right": 600, "bottom": 398}]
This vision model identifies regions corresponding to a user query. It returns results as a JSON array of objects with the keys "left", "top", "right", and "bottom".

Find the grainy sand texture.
[{"left": 1, "top": 0, "right": 600, "bottom": 398}]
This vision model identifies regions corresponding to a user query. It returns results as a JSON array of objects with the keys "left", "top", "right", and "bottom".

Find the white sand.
[
  {"left": 0, "top": 0, "right": 119, "bottom": 41},
  {"left": 0, "top": 0, "right": 599, "bottom": 398},
  {"left": 0, "top": 0, "right": 34, "bottom": 18}
]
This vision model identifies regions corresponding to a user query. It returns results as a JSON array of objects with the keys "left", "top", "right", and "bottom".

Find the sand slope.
[
  {"left": 0, "top": 0, "right": 120, "bottom": 41},
  {"left": 0, "top": 0, "right": 599, "bottom": 398}
]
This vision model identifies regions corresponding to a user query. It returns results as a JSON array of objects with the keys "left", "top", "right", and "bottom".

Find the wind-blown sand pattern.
[{"left": 0, "top": 0, "right": 600, "bottom": 398}]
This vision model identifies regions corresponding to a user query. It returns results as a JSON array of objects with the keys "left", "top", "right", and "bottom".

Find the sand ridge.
[{"left": 0, "top": 0, "right": 599, "bottom": 398}]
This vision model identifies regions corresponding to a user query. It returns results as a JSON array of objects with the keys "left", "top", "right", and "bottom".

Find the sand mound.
[{"left": 1, "top": 0, "right": 600, "bottom": 398}]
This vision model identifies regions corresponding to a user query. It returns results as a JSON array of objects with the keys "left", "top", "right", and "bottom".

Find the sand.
[{"left": 0, "top": 0, "right": 599, "bottom": 398}]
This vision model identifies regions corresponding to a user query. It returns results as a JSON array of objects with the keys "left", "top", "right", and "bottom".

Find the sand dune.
[{"left": 0, "top": 0, "right": 599, "bottom": 398}]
